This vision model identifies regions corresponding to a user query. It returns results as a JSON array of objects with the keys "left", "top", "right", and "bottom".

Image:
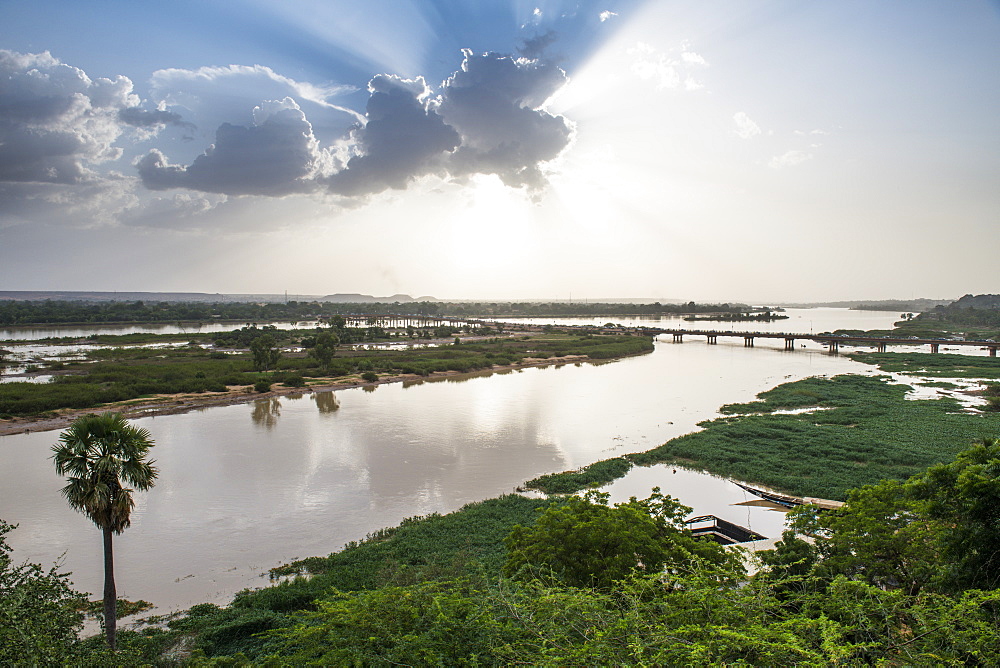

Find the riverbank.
[{"left": 0, "top": 353, "right": 602, "bottom": 436}]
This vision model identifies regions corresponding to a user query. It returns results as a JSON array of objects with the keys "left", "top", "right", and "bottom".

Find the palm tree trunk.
[{"left": 102, "top": 526, "right": 117, "bottom": 650}]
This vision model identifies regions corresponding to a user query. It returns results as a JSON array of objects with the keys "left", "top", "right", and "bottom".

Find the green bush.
[
  {"left": 360, "top": 371, "right": 378, "bottom": 382},
  {"left": 253, "top": 381, "right": 272, "bottom": 393}
]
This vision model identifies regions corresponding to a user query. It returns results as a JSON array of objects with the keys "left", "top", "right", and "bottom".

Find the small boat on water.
[{"left": 734, "top": 482, "right": 843, "bottom": 510}]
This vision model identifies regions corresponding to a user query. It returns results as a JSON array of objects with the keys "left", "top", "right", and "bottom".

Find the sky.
[{"left": 0, "top": 0, "right": 998, "bottom": 303}]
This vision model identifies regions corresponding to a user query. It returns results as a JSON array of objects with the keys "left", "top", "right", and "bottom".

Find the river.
[{"left": 0, "top": 309, "right": 903, "bottom": 614}]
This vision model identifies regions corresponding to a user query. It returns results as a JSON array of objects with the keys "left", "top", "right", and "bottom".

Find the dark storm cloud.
[
  {"left": 324, "top": 75, "right": 460, "bottom": 196},
  {"left": 0, "top": 50, "right": 135, "bottom": 184},
  {"left": 118, "top": 107, "right": 194, "bottom": 131},
  {"left": 137, "top": 99, "right": 328, "bottom": 196}
]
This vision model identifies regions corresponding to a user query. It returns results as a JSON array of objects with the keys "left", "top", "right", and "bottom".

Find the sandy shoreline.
[{"left": 0, "top": 354, "right": 593, "bottom": 436}]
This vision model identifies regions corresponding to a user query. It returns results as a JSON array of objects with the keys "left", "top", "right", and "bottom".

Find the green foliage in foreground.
[
  {"left": 177, "top": 495, "right": 560, "bottom": 658},
  {"left": 250, "top": 571, "right": 1000, "bottom": 667},
  {"left": 0, "top": 520, "right": 85, "bottom": 665},
  {"left": 630, "top": 374, "right": 1000, "bottom": 500},
  {"left": 6, "top": 443, "right": 1000, "bottom": 665},
  {"left": 504, "top": 490, "right": 739, "bottom": 589},
  {"left": 187, "top": 444, "right": 1000, "bottom": 666},
  {"left": 771, "top": 438, "right": 1000, "bottom": 596},
  {"left": 268, "top": 494, "right": 559, "bottom": 587}
]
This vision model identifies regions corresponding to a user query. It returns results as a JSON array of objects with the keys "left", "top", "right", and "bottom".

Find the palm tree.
[{"left": 51, "top": 412, "right": 157, "bottom": 650}]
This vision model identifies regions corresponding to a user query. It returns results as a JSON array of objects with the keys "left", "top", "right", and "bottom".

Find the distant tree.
[
  {"left": 51, "top": 413, "right": 157, "bottom": 651},
  {"left": 250, "top": 334, "right": 281, "bottom": 372},
  {"left": 310, "top": 332, "right": 339, "bottom": 372}
]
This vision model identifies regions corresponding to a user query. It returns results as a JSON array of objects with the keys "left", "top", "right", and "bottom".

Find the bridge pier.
[
  {"left": 829, "top": 340, "right": 839, "bottom": 353},
  {"left": 784, "top": 338, "right": 795, "bottom": 350},
  {"left": 673, "top": 333, "right": 684, "bottom": 342},
  {"left": 744, "top": 336, "right": 754, "bottom": 347},
  {"left": 707, "top": 334, "right": 717, "bottom": 344},
  {"left": 991, "top": 347, "right": 998, "bottom": 357},
  {"left": 930, "top": 343, "right": 939, "bottom": 353},
  {"left": 876, "top": 342, "right": 887, "bottom": 353}
]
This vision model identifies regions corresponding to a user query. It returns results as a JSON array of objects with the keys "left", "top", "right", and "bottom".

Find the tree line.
[{"left": 0, "top": 299, "right": 772, "bottom": 326}]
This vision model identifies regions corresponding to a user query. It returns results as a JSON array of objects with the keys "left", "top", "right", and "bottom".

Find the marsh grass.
[
  {"left": 160, "top": 494, "right": 560, "bottom": 658},
  {"left": 0, "top": 334, "right": 653, "bottom": 416},
  {"left": 848, "top": 351, "right": 1000, "bottom": 379},
  {"left": 531, "top": 373, "right": 1000, "bottom": 501}
]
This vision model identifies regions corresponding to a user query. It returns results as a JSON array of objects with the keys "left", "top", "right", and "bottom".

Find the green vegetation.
[
  {"left": 0, "top": 331, "right": 652, "bottom": 417},
  {"left": 198, "top": 443, "right": 1000, "bottom": 665},
  {"left": 848, "top": 351, "right": 1000, "bottom": 379},
  {"left": 523, "top": 456, "right": 632, "bottom": 494},
  {"left": 0, "top": 299, "right": 776, "bottom": 327},
  {"left": 504, "top": 490, "right": 738, "bottom": 590},
  {"left": 985, "top": 384, "right": 1000, "bottom": 412},
  {"left": 530, "top": 373, "right": 1000, "bottom": 500},
  {"left": 51, "top": 413, "right": 158, "bottom": 651},
  {"left": 308, "top": 331, "right": 338, "bottom": 371},
  {"left": 248, "top": 334, "right": 281, "bottom": 372},
  {"left": 632, "top": 374, "right": 1000, "bottom": 500},
  {"left": 831, "top": 293, "right": 1000, "bottom": 341},
  {"left": 182, "top": 494, "right": 562, "bottom": 658},
  {"left": 4, "top": 443, "right": 1000, "bottom": 664},
  {"left": 0, "top": 520, "right": 86, "bottom": 665}
]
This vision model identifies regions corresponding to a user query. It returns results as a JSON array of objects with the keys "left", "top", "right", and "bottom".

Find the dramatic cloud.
[
  {"left": 143, "top": 51, "right": 574, "bottom": 199},
  {"left": 0, "top": 50, "right": 137, "bottom": 184},
  {"left": 149, "top": 64, "right": 362, "bottom": 141},
  {"left": 137, "top": 97, "right": 331, "bottom": 196},
  {"left": 325, "top": 75, "right": 460, "bottom": 196},
  {"left": 438, "top": 50, "right": 573, "bottom": 190},
  {"left": 733, "top": 112, "right": 761, "bottom": 140}
]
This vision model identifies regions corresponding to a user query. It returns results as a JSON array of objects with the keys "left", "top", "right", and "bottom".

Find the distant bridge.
[
  {"left": 328, "top": 316, "right": 999, "bottom": 356},
  {"left": 335, "top": 314, "right": 483, "bottom": 329},
  {"left": 642, "top": 328, "right": 998, "bottom": 356}
]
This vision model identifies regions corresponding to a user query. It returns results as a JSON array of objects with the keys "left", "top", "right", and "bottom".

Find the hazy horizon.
[{"left": 0, "top": 288, "right": 960, "bottom": 306}]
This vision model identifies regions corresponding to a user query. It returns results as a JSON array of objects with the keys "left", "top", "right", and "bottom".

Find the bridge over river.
[
  {"left": 639, "top": 327, "right": 998, "bottom": 356},
  {"left": 317, "top": 315, "right": 998, "bottom": 356}
]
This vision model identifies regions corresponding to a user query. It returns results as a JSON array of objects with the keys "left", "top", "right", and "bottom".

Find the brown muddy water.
[{"left": 0, "top": 309, "right": 900, "bottom": 615}]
